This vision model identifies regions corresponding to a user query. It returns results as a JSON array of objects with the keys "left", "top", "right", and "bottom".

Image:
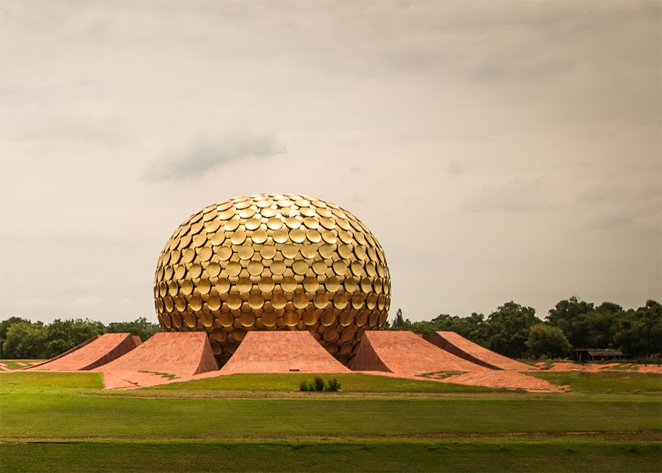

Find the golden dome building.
[{"left": 154, "top": 194, "right": 391, "bottom": 366}]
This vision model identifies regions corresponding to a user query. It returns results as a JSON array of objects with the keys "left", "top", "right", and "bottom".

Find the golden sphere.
[{"left": 154, "top": 194, "right": 391, "bottom": 366}]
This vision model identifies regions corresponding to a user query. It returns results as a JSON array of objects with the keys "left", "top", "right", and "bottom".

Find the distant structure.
[
  {"left": 570, "top": 349, "right": 624, "bottom": 362},
  {"left": 153, "top": 194, "right": 391, "bottom": 366}
]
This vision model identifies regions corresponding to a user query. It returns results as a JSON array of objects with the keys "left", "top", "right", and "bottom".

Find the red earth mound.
[
  {"left": 352, "top": 331, "right": 484, "bottom": 374},
  {"left": 221, "top": 331, "right": 350, "bottom": 374},
  {"left": 27, "top": 333, "right": 140, "bottom": 372},
  {"left": 95, "top": 332, "right": 218, "bottom": 389},
  {"left": 426, "top": 331, "right": 534, "bottom": 371}
]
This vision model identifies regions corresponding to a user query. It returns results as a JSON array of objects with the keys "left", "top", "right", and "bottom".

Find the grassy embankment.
[{"left": 0, "top": 370, "right": 660, "bottom": 472}]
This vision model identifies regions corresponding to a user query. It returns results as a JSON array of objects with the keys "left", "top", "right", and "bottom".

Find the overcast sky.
[{"left": 1, "top": 0, "right": 660, "bottom": 324}]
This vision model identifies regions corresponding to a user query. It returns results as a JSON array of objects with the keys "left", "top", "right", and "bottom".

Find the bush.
[
  {"left": 313, "top": 376, "right": 325, "bottom": 391},
  {"left": 298, "top": 377, "right": 341, "bottom": 392},
  {"left": 325, "top": 378, "right": 341, "bottom": 392}
]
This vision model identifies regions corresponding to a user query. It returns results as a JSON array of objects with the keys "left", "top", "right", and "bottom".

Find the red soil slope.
[
  {"left": 351, "top": 331, "right": 484, "bottom": 374},
  {"left": 27, "top": 333, "right": 140, "bottom": 372},
  {"left": 437, "top": 370, "right": 566, "bottom": 392},
  {"left": 95, "top": 332, "right": 218, "bottom": 377},
  {"left": 426, "top": 331, "right": 534, "bottom": 371},
  {"left": 221, "top": 331, "right": 350, "bottom": 374},
  {"left": 351, "top": 331, "right": 561, "bottom": 392}
]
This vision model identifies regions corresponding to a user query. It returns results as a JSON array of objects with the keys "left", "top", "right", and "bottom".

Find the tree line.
[
  {"left": 1, "top": 297, "right": 659, "bottom": 360},
  {"left": 0, "top": 317, "right": 160, "bottom": 359},
  {"left": 387, "top": 297, "right": 661, "bottom": 360}
]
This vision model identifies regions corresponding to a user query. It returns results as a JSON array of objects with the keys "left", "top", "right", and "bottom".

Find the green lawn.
[
  {"left": 531, "top": 371, "right": 662, "bottom": 393},
  {"left": 2, "top": 391, "right": 660, "bottom": 439},
  {"left": 1, "top": 371, "right": 660, "bottom": 472},
  {"left": 0, "top": 371, "right": 104, "bottom": 390},
  {"left": 1, "top": 439, "right": 660, "bottom": 473},
  {"left": 147, "top": 372, "right": 498, "bottom": 393}
]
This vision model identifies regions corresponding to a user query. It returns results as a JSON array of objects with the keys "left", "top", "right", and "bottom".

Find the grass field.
[
  {"left": 531, "top": 371, "right": 662, "bottom": 393},
  {"left": 1, "top": 370, "right": 660, "bottom": 472},
  {"left": 146, "top": 372, "right": 498, "bottom": 392}
]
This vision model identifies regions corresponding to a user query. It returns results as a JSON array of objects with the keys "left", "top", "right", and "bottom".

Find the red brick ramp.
[
  {"left": 426, "top": 331, "right": 535, "bottom": 371},
  {"left": 95, "top": 332, "right": 218, "bottom": 381},
  {"left": 27, "top": 333, "right": 140, "bottom": 372},
  {"left": 351, "top": 331, "right": 484, "bottom": 374},
  {"left": 221, "top": 331, "right": 350, "bottom": 374}
]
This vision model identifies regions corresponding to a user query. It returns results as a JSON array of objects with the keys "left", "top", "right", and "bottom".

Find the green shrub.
[
  {"left": 313, "top": 376, "right": 325, "bottom": 392},
  {"left": 325, "top": 378, "right": 341, "bottom": 392},
  {"left": 299, "top": 377, "right": 341, "bottom": 392}
]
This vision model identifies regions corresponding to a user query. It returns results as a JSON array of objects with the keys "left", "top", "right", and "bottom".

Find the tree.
[
  {"left": 582, "top": 302, "right": 623, "bottom": 348},
  {"left": 485, "top": 301, "right": 539, "bottom": 357},
  {"left": 546, "top": 297, "right": 630, "bottom": 349},
  {"left": 107, "top": 317, "right": 160, "bottom": 342},
  {"left": 0, "top": 317, "right": 31, "bottom": 358},
  {"left": 0, "top": 316, "right": 162, "bottom": 359},
  {"left": 427, "top": 312, "right": 489, "bottom": 346},
  {"left": 409, "top": 320, "right": 436, "bottom": 336},
  {"left": 546, "top": 296, "right": 595, "bottom": 347},
  {"left": 613, "top": 300, "right": 662, "bottom": 357},
  {"left": 526, "top": 323, "right": 571, "bottom": 358},
  {"left": 389, "top": 309, "right": 412, "bottom": 330},
  {"left": 2, "top": 321, "right": 48, "bottom": 359},
  {"left": 45, "top": 319, "right": 106, "bottom": 357}
]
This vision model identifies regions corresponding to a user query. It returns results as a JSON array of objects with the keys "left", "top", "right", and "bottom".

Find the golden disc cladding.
[{"left": 154, "top": 193, "right": 391, "bottom": 366}]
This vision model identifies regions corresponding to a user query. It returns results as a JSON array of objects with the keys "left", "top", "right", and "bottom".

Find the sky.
[{"left": 0, "top": 0, "right": 660, "bottom": 325}]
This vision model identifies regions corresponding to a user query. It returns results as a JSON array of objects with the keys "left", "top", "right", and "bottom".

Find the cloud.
[
  {"left": 464, "top": 176, "right": 547, "bottom": 213},
  {"left": 9, "top": 113, "right": 131, "bottom": 149},
  {"left": 56, "top": 278, "right": 105, "bottom": 292},
  {"left": 447, "top": 159, "right": 463, "bottom": 175},
  {"left": 14, "top": 298, "right": 53, "bottom": 309},
  {"left": 143, "top": 133, "right": 285, "bottom": 181},
  {"left": 582, "top": 214, "right": 633, "bottom": 232},
  {"left": 1, "top": 1, "right": 659, "bottom": 323},
  {"left": 576, "top": 184, "right": 660, "bottom": 205},
  {"left": 68, "top": 296, "right": 101, "bottom": 309},
  {"left": 576, "top": 183, "right": 661, "bottom": 231}
]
